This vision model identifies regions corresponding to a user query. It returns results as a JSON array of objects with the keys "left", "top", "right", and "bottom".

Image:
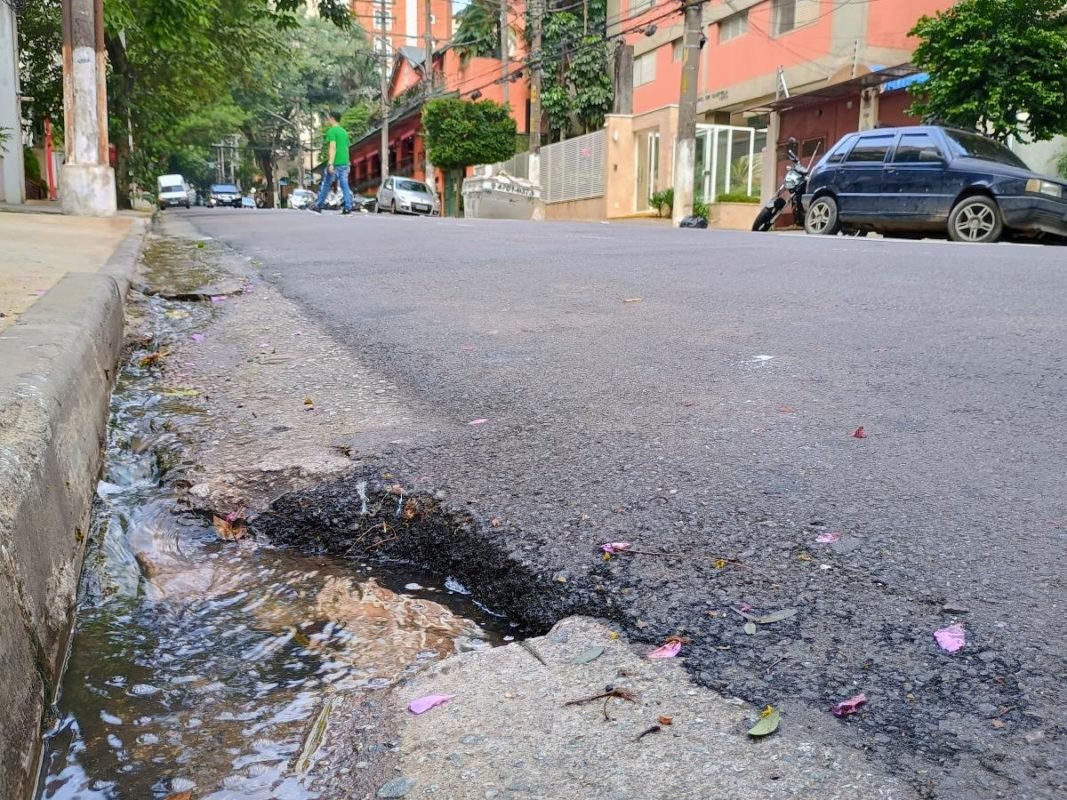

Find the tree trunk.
[
  {"left": 244, "top": 126, "right": 277, "bottom": 209},
  {"left": 104, "top": 32, "right": 133, "bottom": 210}
]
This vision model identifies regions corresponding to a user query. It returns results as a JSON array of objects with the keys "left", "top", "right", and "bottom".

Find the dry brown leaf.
[
  {"left": 658, "top": 715, "right": 673, "bottom": 726},
  {"left": 402, "top": 499, "right": 418, "bottom": 521},
  {"left": 213, "top": 515, "right": 247, "bottom": 541},
  {"left": 138, "top": 349, "right": 170, "bottom": 367},
  {"left": 992, "top": 719, "right": 1005, "bottom": 729},
  {"left": 165, "top": 792, "right": 193, "bottom": 800}
]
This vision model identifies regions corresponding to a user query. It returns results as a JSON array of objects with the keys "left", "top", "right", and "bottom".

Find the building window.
[
  {"left": 719, "top": 11, "right": 748, "bottom": 42},
  {"left": 374, "top": 10, "right": 392, "bottom": 30},
  {"left": 633, "top": 51, "right": 657, "bottom": 87},
  {"left": 672, "top": 38, "right": 683, "bottom": 61},
  {"left": 772, "top": 0, "right": 796, "bottom": 36},
  {"left": 632, "top": 0, "right": 655, "bottom": 13}
]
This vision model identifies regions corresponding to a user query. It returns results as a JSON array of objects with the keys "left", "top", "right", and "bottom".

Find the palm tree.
[{"left": 453, "top": 0, "right": 506, "bottom": 61}]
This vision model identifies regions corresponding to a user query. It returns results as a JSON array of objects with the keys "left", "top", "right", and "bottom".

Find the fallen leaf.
[
  {"left": 816, "top": 531, "right": 842, "bottom": 544},
  {"left": 468, "top": 418, "right": 489, "bottom": 425},
  {"left": 600, "top": 542, "right": 632, "bottom": 554},
  {"left": 213, "top": 515, "right": 247, "bottom": 541},
  {"left": 831, "top": 693, "right": 867, "bottom": 718},
  {"left": 754, "top": 608, "right": 798, "bottom": 625},
  {"left": 748, "top": 706, "right": 781, "bottom": 737},
  {"left": 777, "top": 405, "right": 796, "bottom": 414},
  {"left": 573, "top": 646, "right": 605, "bottom": 665},
  {"left": 408, "top": 694, "right": 454, "bottom": 715},
  {"left": 648, "top": 640, "right": 682, "bottom": 659},
  {"left": 623, "top": 297, "right": 643, "bottom": 304},
  {"left": 608, "top": 631, "right": 619, "bottom": 640},
  {"left": 992, "top": 719, "right": 1005, "bottom": 729},
  {"left": 165, "top": 792, "right": 193, "bottom": 800},
  {"left": 657, "top": 715, "right": 673, "bottom": 725},
  {"left": 190, "top": 333, "right": 205, "bottom": 343},
  {"left": 712, "top": 558, "right": 728, "bottom": 569},
  {"left": 797, "top": 552, "right": 812, "bottom": 562},
  {"left": 934, "top": 623, "right": 966, "bottom": 653},
  {"left": 303, "top": 397, "right": 314, "bottom": 410},
  {"left": 743, "top": 621, "right": 757, "bottom": 635},
  {"left": 163, "top": 388, "right": 199, "bottom": 398},
  {"left": 139, "top": 349, "right": 170, "bottom": 367},
  {"left": 852, "top": 426, "right": 868, "bottom": 439},
  {"left": 490, "top": 517, "right": 503, "bottom": 527}
]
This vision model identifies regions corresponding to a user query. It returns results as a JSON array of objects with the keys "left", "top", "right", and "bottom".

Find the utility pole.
[
  {"left": 60, "top": 0, "right": 116, "bottom": 215},
  {"left": 528, "top": 0, "right": 542, "bottom": 185},
  {"left": 423, "top": 0, "right": 435, "bottom": 190},
  {"left": 500, "top": 0, "right": 509, "bottom": 106},
  {"left": 379, "top": 0, "right": 391, "bottom": 180},
  {"left": 671, "top": 0, "right": 702, "bottom": 226},
  {"left": 528, "top": 0, "right": 544, "bottom": 218}
]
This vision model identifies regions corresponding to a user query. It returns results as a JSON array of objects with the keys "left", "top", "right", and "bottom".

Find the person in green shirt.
[{"left": 310, "top": 110, "right": 353, "bottom": 214}]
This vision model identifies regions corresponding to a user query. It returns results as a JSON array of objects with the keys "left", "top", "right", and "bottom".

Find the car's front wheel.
[
  {"left": 804, "top": 195, "right": 841, "bottom": 235},
  {"left": 948, "top": 196, "right": 1003, "bottom": 244}
]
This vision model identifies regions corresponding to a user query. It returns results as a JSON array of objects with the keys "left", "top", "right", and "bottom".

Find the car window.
[
  {"left": 384, "top": 178, "right": 393, "bottom": 189},
  {"left": 943, "top": 130, "right": 1029, "bottom": 169},
  {"left": 893, "top": 133, "right": 943, "bottom": 164},
  {"left": 212, "top": 184, "right": 238, "bottom": 193},
  {"left": 844, "top": 134, "right": 896, "bottom": 163},
  {"left": 161, "top": 185, "right": 183, "bottom": 193},
  {"left": 824, "top": 136, "right": 856, "bottom": 164},
  {"left": 397, "top": 180, "right": 429, "bottom": 193}
]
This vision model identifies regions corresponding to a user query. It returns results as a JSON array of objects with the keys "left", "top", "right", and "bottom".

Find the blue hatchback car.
[{"left": 802, "top": 126, "right": 1067, "bottom": 243}]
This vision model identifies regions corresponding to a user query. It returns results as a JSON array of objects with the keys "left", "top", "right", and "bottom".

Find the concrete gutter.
[{"left": 0, "top": 218, "right": 148, "bottom": 800}]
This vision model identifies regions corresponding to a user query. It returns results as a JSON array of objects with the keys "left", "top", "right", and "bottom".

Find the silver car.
[{"left": 376, "top": 177, "right": 439, "bottom": 216}]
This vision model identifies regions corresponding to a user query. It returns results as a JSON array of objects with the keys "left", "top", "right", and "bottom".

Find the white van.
[{"left": 157, "top": 174, "right": 190, "bottom": 210}]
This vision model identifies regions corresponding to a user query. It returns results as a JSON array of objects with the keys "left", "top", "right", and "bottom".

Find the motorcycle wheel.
[{"left": 752, "top": 206, "right": 777, "bottom": 232}]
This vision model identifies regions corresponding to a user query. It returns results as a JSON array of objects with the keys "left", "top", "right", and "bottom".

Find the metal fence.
[{"left": 541, "top": 130, "right": 605, "bottom": 203}]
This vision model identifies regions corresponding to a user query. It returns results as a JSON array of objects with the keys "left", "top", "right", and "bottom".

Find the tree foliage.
[
  {"left": 96, "top": 0, "right": 372, "bottom": 207},
  {"left": 17, "top": 0, "right": 64, "bottom": 138},
  {"left": 909, "top": 0, "right": 1067, "bottom": 142},
  {"left": 530, "top": 0, "right": 613, "bottom": 140},
  {"left": 341, "top": 102, "right": 375, "bottom": 140},
  {"left": 422, "top": 98, "right": 516, "bottom": 169},
  {"left": 452, "top": 0, "right": 506, "bottom": 61}
]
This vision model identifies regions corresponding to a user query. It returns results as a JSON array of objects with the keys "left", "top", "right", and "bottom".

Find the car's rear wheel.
[
  {"left": 948, "top": 196, "right": 1003, "bottom": 243},
  {"left": 804, "top": 196, "right": 841, "bottom": 235}
]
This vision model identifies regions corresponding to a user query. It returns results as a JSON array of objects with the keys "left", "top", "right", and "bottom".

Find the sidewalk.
[{"left": 0, "top": 209, "right": 139, "bottom": 333}]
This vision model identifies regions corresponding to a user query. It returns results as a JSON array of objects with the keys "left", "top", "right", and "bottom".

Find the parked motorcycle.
[{"left": 752, "top": 137, "right": 815, "bottom": 232}]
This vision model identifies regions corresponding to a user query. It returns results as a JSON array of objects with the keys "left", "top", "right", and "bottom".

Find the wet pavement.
[
  {"left": 38, "top": 242, "right": 507, "bottom": 800},
  {"left": 168, "top": 208, "right": 1067, "bottom": 800}
]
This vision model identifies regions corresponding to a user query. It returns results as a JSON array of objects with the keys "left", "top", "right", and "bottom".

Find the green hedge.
[{"left": 715, "top": 191, "right": 760, "bottom": 204}]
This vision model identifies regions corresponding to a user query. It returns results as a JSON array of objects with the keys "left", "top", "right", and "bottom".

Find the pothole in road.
[{"left": 37, "top": 254, "right": 527, "bottom": 800}]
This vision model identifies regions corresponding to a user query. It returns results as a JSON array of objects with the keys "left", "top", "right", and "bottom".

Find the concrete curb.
[{"left": 0, "top": 218, "right": 148, "bottom": 800}]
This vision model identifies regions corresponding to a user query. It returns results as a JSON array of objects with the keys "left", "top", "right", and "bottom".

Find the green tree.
[
  {"left": 453, "top": 0, "right": 507, "bottom": 61},
  {"left": 17, "top": 0, "right": 64, "bottom": 139},
  {"left": 341, "top": 102, "right": 375, "bottom": 140},
  {"left": 422, "top": 98, "right": 516, "bottom": 215},
  {"left": 101, "top": 0, "right": 360, "bottom": 208},
  {"left": 530, "top": 1, "right": 613, "bottom": 141},
  {"left": 909, "top": 0, "right": 1067, "bottom": 142}
]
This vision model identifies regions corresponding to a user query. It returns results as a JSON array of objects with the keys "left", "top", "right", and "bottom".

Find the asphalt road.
[{"left": 183, "top": 207, "right": 1066, "bottom": 799}]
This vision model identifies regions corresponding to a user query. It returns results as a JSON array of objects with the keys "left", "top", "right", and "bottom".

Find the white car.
[
  {"left": 289, "top": 188, "right": 315, "bottom": 209},
  {"left": 376, "top": 177, "right": 439, "bottom": 216}
]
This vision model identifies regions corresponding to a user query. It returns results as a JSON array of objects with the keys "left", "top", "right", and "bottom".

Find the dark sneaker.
[
  {"left": 342, "top": 208, "right": 352, "bottom": 216},
  {"left": 306, "top": 205, "right": 322, "bottom": 214}
]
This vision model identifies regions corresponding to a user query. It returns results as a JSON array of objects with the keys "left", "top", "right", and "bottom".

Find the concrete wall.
[
  {"left": 0, "top": 5, "right": 26, "bottom": 204},
  {"left": 544, "top": 195, "right": 605, "bottom": 221},
  {"left": 0, "top": 225, "right": 143, "bottom": 798}
]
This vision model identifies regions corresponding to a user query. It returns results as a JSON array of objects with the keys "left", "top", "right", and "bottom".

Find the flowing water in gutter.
[{"left": 37, "top": 271, "right": 508, "bottom": 800}]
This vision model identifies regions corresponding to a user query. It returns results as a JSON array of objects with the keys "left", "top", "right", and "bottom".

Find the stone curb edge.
[{"left": 0, "top": 216, "right": 149, "bottom": 800}]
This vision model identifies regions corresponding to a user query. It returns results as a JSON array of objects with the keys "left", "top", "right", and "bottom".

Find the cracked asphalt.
[{"left": 181, "top": 207, "right": 1066, "bottom": 799}]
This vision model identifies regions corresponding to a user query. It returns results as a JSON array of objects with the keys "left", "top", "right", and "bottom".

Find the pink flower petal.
[
  {"left": 468, "top": 419, "right": 489, "bottom": 426},
  {"left": 816, "top": 531, "right": 841, "bottom": 544},
  {"left": 934, "top": 623, "right": 966, "bottom": 653},
  {"left": 852, "top": 426, "right": 867, "bottom": 439},
  {"left": 408, "top": 694, "right": 454, "bottom": 715},
  {"left": 831, "top": 692, "right": 867, "bottom": 717},
  {"left": 190, "top": 333, "right": 205, "bottom": 344},
  {"left": 210, "top": 295, "right": 226, "bottom": 304},
  {"left": 600, "top": 542, "right": 632, "bottom": 554},
  {"left": 647, "top": 641, "right": 682, "bottom": 659}
]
